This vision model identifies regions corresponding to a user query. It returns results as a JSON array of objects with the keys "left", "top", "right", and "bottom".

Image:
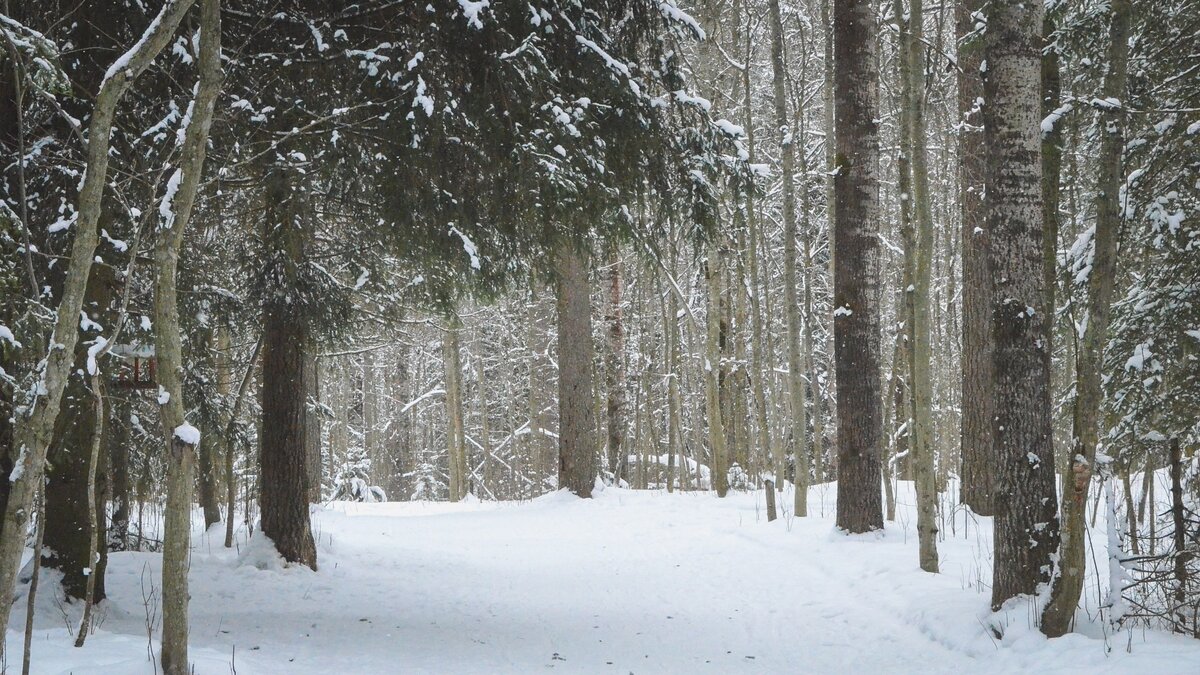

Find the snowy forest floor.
[{"left": 9, "top": 482, "right": 1200, "bottom": 674}]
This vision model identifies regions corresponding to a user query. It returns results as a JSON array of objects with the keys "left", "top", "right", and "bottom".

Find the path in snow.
[{"left": 12, "top": 484, "right": 1200, "bottom": 673}]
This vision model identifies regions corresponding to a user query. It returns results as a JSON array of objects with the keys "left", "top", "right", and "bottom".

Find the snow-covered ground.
[{"left": 10, "top": 482, "right": 1200, "bottom": 674}]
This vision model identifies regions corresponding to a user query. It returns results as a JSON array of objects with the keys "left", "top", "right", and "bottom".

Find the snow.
[
  {"left": 11, "top": 483, "right": 1200, "bottom": 673},
  {"left": 449, "top": 225, "right": 481, "bottom": 270},
  {"left": 159, "top": 167, "right": 183, "bottom": 229},
  {"left": 173, "top": 422, "right": 200, "bottom": 445},
  {"left": 0, "top": 324, "right": 21, "bottom": 348},
  {"left": 86, "top": 336, "right": 108, "bottom": 376},
  {"left": 458, "top": 0, "right": 490, "bottom": 29}
]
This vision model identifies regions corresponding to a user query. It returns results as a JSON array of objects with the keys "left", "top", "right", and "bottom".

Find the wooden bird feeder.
[{"left": 110, "top": 341, "right": 157, "bottom": 390}]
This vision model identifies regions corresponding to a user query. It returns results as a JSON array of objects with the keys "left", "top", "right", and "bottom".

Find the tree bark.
[
  {"left": 604, "top": 248, "right": 627, "bottom": 486},
  {"left": 897, "top": 0, "right": 939, "bottom": 574},
  {"left": 0, "top": 0, "right": 198, "bottom": 649},
  {"left": 555, "top": 243, "right": 597, "bottom": 497},
  {"left": 705, "top": 242, "right": 730, "bottom": 497},
  {"left": 984, "top": 0, "right": 1059, "bottom": 612},
  {"left": 832, "top": 0, "right": 884, "bottom": 533},
  {"left": 768, "top": 0, "right": 808, "bottom": 515},
  {"left": 957, "top": 0, "right": 993, "bottom": 516},
  {"left": 445, "top": 315, "right": 467, "bottom": 500},
  {"left": 155, "top": 2, "right": 221, "bottom": 669},
  {"left": 1042, "top": 0, "right": 1129, "bottom": 636}
]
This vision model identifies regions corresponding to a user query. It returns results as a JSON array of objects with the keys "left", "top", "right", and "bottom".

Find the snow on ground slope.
[{"left": 9, "top": 483, "right": 1200, "bottom": 674}]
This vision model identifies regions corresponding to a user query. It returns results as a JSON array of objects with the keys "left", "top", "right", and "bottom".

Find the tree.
[
  {"left": 833, "top": 0, "right": 884, "bottom": 534},
  {"left": 555, "top": 243, "right": 598, "bottom": 497},
  {"left": 768, "top": 0, "right": 808, "bottom": 514},
  {"left": 0, "top": 0, "right": 198, "bottom": 649},
  {"left": 983, "top": 0, "right": 1060, "bottom": 612},
  {"left": 1042, "top": 0, "right": 1131, "bottom": 636},
  {"left": 152, "top": 0, "right": 221, "bottom": 668},
  {"left": 957, "top": 0, "right": 992, "bottom": 517},
  {"left": 895, "top": 0, "right": 938, "bottom": 573}
]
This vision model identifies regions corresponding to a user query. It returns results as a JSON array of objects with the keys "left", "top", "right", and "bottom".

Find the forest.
[{"left": 0, "top": 0, "right": 1198, "bottom": 673}]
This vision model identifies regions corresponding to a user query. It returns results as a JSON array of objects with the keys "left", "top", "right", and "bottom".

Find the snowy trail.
[{"left": 13, "top": 485, "right": 1200, "bottom": 673}]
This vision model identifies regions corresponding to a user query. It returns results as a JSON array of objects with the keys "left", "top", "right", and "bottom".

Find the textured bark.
[
  {"left": 1042, "top": 0, "right": 1129, "bottom": 636},
  {"left": 957, "top": 0, "right": 993, "bottom": 516},
  {"left": 554, "top": 243, "right": 597, "bottom": 497},
  {"left": 736, "top": 0, "right": 774, "bottom": 502},
  {"left": 902, "top": 0, "right": 940, "bottom": 571},
  {"left": 704, "top": 243, "right": 730, "bottom": 497},
  {"left": 604, "top": 249, "right": 627, "bottom": 485},
  {"left": 108, "top": 398, "right": 131, "bottom": 551},
  {"left": 260, "top": 299, "right": 317, "bottom": 569},
  {"left": 984, "top": 0, "right": 1059, "bottom": 612},
  {"left": 43, "top": 269, "right": 114, "bottom": 602},
  {"left": 0, "top": 0, "right": 197, "bottom": 649},
  {"left": 768, "top": 0, "right": 807, "bottom": 514},
  {"left": 662, "top": 266, "right": 685, "bottom": 493},
  {"left": 155, "top": 2, "right": 221, "bottom": 669},
  {"left": 304, "top": 351, "right": 322, "bottom": 502},
  {"left": 223, "top": 335, "right": 261, "bottom": 548},
  {"left": 832, "top": 0, "right": 884, "bottom": 533},
  {"left": 445, "top": 317, "right": 467, "bottom": 501}
]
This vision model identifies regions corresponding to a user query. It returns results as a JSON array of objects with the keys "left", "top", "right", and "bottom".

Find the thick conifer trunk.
[
  {"left": 260, "top": 300, "right": 318, "bottom": 568},
  {"left": 832, "top": 0, "right": 884, "bottom": 533},
  {"left": 984, "top": 0, "right": 1059, "bottom": 612},
  {"left": 957, "top": 0, "right": 993, "bottom": 516},
  {"left": 555, "top": 243, "right": 597, "bottom": 497}
]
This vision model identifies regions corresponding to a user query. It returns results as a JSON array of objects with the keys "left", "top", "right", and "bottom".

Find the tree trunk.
[
  {"left": 305, "top": 351, "right": 323, "bottom": 502},
  {"left": 155, "top": 2, "right": 221, "bottom": 668},
  {"left": 1042, "top": 0, "right": 1129, "bottom": 636},
  {"left": 604, "top": 248, "right": 627, "bottom": 486},
  {"left": 44, "top": 269, "right": 111, "bottom": 602},
  {"left": 897, "top": 0, "right": 939, "bottom": 574},
  {"left": 555, "top": 243, "right": 597, "bottom": 497},
  {"left": 768, "top": 0, "right": 808, "bottom": 515},
  {"left": 0, "top": 0, "right": 198, "bottom": 649},
  {"left": 705, "top": 243, "right": 730, "bottom": 497},
  {"left": 444, "top": 316, "right": 467, "bottom": 501},
  {"left": 832, "top": 0, "right": 884, "bottom": 533},
  {"left": 957, "top": 0, "right": 993, "bottom": 516},
  {"left": 984, "top": 0, "right": 1059, "bottom": 612}
]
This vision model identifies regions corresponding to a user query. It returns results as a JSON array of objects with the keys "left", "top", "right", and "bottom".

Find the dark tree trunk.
[
  {"left": 260, "top": 299, "right": 317, "bottom": 568},
  {"left": 108, "top": 397, "right": 131, "bottom": 551},
  {"left": 198, "top": 421, "right": 222, "bottom": 528},
  {"left": 304, "top": 352, "right": 322, "bottom": 502},
  {"left": 984, "top": 0, "right": 1059, "bottom": 611},
  {"left": 43, "top": 372, "right": 108, "bottom": 601},
  {"left": 555, "top": 243, "right": 597, "bottom": 498},
  {"left": 832, "top": 0, "right": 884, "bottom": 533},
  {"left": 604, "top": 248, "right": 627, "bottom": 486},
  {"left": 43, "top": 267, "right": 115, "bottom": 601},
  {"left": 957, "top": 0, "right": 994, "bottom": 516}
]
